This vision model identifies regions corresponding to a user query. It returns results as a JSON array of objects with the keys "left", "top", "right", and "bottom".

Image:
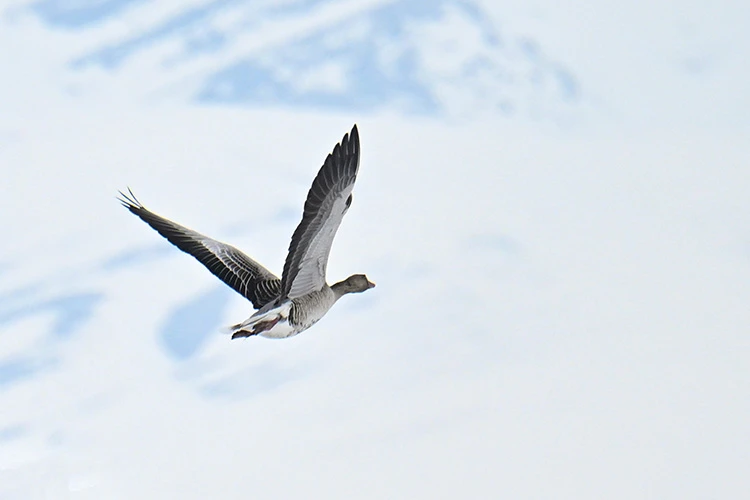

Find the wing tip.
[
  {"left": 116, "top": 187, "right": 143, "bottom": 211},
  {"left": 347, "top": 124, "right": 359, "bottom": 155}
]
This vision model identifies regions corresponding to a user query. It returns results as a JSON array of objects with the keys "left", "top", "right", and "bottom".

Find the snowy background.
[{"left": 1, "top": 0, "right": 749, "bottom": 498}]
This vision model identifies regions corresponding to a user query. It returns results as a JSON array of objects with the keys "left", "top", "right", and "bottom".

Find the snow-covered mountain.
[{"left": 18, "top": 0, "right": 580, "bottom": 119}]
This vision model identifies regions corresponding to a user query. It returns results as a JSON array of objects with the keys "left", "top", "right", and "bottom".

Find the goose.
[{"left": 118, "top": 124, "right": 374, "bottom": 339}]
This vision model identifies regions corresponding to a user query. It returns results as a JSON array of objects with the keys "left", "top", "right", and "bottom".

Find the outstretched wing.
[
  {"left": 280, "top": 124, "right": 360, "bottom": 300},
  {"left": 118, "top": 189, "right": 280, "bottom": 309}
]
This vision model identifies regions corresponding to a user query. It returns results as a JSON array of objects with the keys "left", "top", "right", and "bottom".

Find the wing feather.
[
  {"left": 280, "top": 125, "right": 360, "bottom": 299},
  {"left": 117, "top": 189, "right": 280, "bottom": 309}
]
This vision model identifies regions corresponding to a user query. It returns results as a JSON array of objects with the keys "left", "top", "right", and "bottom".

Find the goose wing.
[
  {"left": 118, "top": 189, "right": 280, "bottom": 309},
  {"left": 280, "top": 124, "right": 360, "bottom": 300}
]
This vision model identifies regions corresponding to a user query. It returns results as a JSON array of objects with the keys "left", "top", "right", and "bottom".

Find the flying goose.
[{"left": 118, "top": 124, "right": 374, "bottom": 339}]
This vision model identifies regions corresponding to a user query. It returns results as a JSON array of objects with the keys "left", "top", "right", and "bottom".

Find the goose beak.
[{"left": 367, "top": 280, "right": 376, "bottom": 289}]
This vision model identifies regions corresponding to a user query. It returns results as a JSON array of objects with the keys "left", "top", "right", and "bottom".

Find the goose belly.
[
  {"left": 288, "top": 289, "right": 336, "bottom": 331},
  {"left": 259, "top": 319, "right": 297, "bottom": 339},
  {"left": 237, "top": 289, "right": 335, "bottom": 339}
]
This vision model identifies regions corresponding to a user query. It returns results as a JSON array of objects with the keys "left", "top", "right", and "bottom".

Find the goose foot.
[
  {"left": 231, "top": 329, "right": 257, "bottom": 339},
  {"left": 231, "top": 316, "right": 281, "bottom": 339}
]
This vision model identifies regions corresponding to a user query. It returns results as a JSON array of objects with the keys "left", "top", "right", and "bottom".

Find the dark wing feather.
[
  {"left": 117, "top": 189, "right": 280, "bottom": 309},
  {"left": 280, "top": 124, "right": 360, "bottom": 299}
]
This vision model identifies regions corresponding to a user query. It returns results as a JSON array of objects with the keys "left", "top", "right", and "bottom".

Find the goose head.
[{"left": 332, "top": 274, "right": 375, "bottom": 297}]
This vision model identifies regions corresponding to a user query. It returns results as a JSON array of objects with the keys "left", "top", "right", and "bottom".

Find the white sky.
[{"left": 1, "top": 1, "right": 749, "bottom": 498}]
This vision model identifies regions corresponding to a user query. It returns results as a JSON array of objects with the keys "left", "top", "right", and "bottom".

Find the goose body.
[
  {"left": 119, "top": 124, "right": 374, "bottom": 339},
  {"left": 232, "top": 287, "right": 335, "bottom": 339}
]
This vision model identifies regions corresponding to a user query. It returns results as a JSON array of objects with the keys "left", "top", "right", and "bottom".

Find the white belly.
[{"left": 259, "top": 320, "right": 297, "bottom": 339}]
